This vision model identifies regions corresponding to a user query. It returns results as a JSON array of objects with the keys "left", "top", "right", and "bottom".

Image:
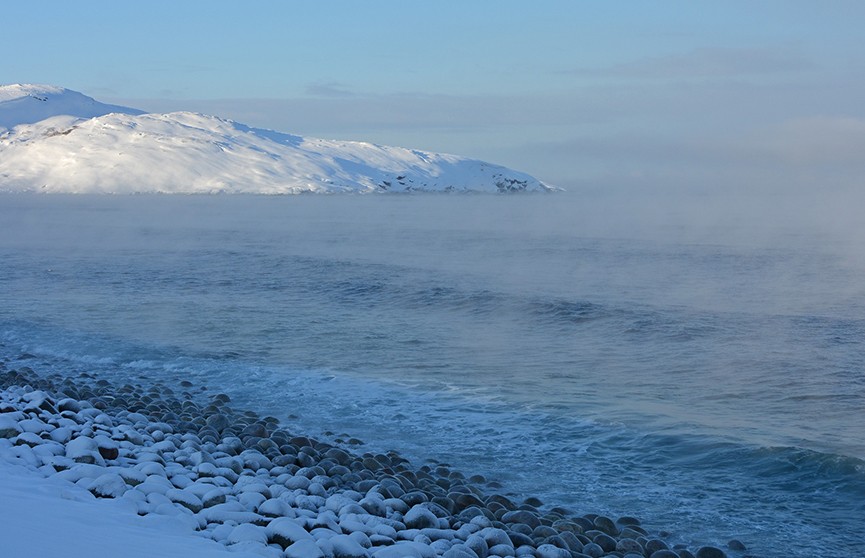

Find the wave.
[{"left": 2, "top": 324, "right": 865, "bottom": 556}]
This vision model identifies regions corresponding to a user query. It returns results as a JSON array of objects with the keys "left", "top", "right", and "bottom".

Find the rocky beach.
[{"left": 0, "top": 362, "right": 740, "bottom": 558}]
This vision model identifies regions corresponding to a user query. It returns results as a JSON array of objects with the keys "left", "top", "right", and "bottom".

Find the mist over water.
[{"left": 1, "top": 191, "right": 864, "bottom": 557}]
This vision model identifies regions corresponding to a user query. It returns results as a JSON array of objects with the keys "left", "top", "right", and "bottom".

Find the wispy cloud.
[
  {"left": 305, "top": 81, "right": 356, "bottom": 98},
  {"left": 577, "top": 46, "right": 814, "bottom": 79}
]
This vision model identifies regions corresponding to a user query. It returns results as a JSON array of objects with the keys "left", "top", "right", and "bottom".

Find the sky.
[{"left": 4, "top": 0, "right": 865, "bottom": 192}]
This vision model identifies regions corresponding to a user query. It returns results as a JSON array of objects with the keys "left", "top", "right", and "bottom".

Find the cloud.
[
  {"left": 113, "top": 92, "right": 609, "bottom": 136},
  {"left": 304, "top": 81, "right": 356, "bottom": 98},
  {"left": 578, "top": 46, "right": 814, "bottom": 80},
  {"left": 104, "top": 70, "right": 865, "bottom": 193}
]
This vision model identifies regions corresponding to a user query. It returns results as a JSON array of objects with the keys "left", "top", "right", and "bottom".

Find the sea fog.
[{"left": 1, "top": 190, "right": 863, "bottom": 557}]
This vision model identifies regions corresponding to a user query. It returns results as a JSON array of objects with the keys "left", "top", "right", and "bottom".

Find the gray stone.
[
  {"left": 266, "top": 517, "right": 314, "bottom": 549},
  {"left": 372, "top": 541, "right": 438, "bottom": 558},
  {"left": 592, "top": 533, "right": 616, "bottom": 552},
  {"left": 645, "top": 538, "right": 669, "bottom": 554},
  {"left": 330, "top": 534, "right": 370, "bottom": 558},
  {"left": 478, "top": 527, "right": 512, "bottom": 549},
  {"left": 165, "top": 487, "right": 203, "bottom": 513},
  {"left": 507, "top": 531, "right": 533, "bottom": 547},
  {"left": 464, "top": 533, "right": 489, "bottom": 558},
  {"left": 66, "top": 436, "right": 104, "bottom": 465},
  {"left": 695, "top": 547, "right": 728, "bottom": 558},
  {"left": 501, "top": 510, "right": 540, "bottom": 530},
  {"left": 226, "top": 523, "right": 269, "bottom": 545},
  {"left": 56, "top": 398, "right": 83, "bottom": 413},
  {"left": 620, "top": 526, "right": 648, "bottom": 538},
  {"left": 616, "top": 516, "right": 641, "bottom": 527},
  {"left": 13, "top": 432, "right": 43, "bottom": 447},
  {"left": 488, "top": 543, "right": 516, "bottom": 557},
  {"left": 89, "top": 473, "right": 128, "bottom": 498},
  {"left": 592, "top": 515, "right": 618, "bottom": 536},
  {"left": 558, "top": 531, "right": 583, "bottom": 552},
  {"left": 535, "top": 544, "right": 571, "bottom": 558},
  {"left": 404, "top": 504, "right": 439, "bottom": 529},
  {"left": 616, "top": 538, "right": 644, "bottom": 554},
  {"left": 0, "top": 415, "right": 23, "bottom": 439},
  {"left": 442, "top": 544, "right": 479, "bottom": 558}
]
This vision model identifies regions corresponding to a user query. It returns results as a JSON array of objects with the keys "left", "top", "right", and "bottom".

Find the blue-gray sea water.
[{"left": 1, "top": 193, "right": 863, "bottom": 557}]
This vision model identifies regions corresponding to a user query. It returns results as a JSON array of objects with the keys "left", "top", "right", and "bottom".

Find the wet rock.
[
  {"left": 442, "top": 544, "right": 480, "bottom": 558},
  {"left": 592, "top": 515, "right": 618, "bottom": 536},
  {"left": 581, "top": 542, "right": 604, "bottom": 558},
  {"left": 373, "top": 541, "right": 438, "bottom": 558},
  {"left": 535, "top": 544, "right": 571, "bottom": 558},
  {"left": 508, "top": 531, "right": 534, "bottom": 548},
  {"left": 593, "top": 533, "right": 617, "bottom": 552},
  {"left": 488, "top": 543, "right": 516, "bottom": 557},
  {"left": 523, "top": 496, "right": 543, "bottom": 507},
  {"left": 620, "top": 525, "right": 648, "bottom": 538},
  {"left": 501, "top": 509, "right": 540, "bottom": 530},
  {"left": 464, "top": 533, "right": 489, "bottom": 558},
  {"left": 484, "top": 494, "right": 516, "bottom": 511},
  {"left": 558, "top": 531, "right": 583, "bottom": 552},
  {"left": 616, "top": 538, "right": 644, "bottom": 554},
  {"left": 695, "top": 547, "right": 728, "bottom": 558},
  {"left": 402, "top": 490, "right": 430, "bottom": 506},
  {"left": 645, "top": 538, "right": 670, "bottom": 554},
  {"left": 531, "top": 525, "right": 557, "bottom": 540}
]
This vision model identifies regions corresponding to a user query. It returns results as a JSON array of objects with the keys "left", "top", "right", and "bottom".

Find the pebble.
[{"left": 0, "top": 367, "right": 724, "bottom": 558}]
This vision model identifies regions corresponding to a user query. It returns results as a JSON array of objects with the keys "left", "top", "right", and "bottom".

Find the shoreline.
[{"left": 0, "top": 364, "right": 738, "bottom": 558}]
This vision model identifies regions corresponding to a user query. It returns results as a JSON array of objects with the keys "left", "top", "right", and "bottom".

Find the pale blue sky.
[{"left": 5, "top": 1, "right": 865, "bottom": 189}]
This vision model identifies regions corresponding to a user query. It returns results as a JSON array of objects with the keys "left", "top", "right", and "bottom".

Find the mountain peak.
[
  {"left": 0, "top": 84, "right": 143, "bottom": 130},
  {"left": 0, "top": 83, "right": 68, "bottom": 100},
  {"left": 0, "top": 84, "right": 552, "bottom": 194}
]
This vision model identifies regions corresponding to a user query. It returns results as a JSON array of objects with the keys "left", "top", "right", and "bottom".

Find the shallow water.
[{"left": 1, "top": 192, "right": 863, "bottom": 556}]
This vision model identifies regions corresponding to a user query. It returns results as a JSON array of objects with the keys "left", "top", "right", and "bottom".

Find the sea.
[{"left": 1, "top": 192, "right": 863, "bottom": 557}]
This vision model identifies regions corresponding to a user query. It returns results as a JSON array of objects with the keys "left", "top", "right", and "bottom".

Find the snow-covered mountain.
[{"left": 0, "top": 84, "right": 551, "bottom": 194}]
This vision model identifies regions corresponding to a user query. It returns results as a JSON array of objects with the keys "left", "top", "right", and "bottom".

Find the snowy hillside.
[
  {"left": 0, "top": 84, "right": 144, "bottom": 129},
  {"left": 0, "top": 84, "right": 552, "bottom": 194}
]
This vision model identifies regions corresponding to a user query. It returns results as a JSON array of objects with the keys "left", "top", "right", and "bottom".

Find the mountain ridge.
[{"left": 0, "top": 84, "right": 552, "bottom": 194}]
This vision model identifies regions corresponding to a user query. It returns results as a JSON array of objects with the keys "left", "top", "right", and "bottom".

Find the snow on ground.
[
  {"left": 0, "top": 83, "right": 143, "bottom": 130},
  {"left": 0, "top": 84, "right": 552, "bottom": 194},
  {"left": 0, "top": 460, "right": 260, "bottom": 558}
]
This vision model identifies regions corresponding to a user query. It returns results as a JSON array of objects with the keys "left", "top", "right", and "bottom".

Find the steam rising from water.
[{"left": 1, "top": 190, "right": 864, "bottom": 556}]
